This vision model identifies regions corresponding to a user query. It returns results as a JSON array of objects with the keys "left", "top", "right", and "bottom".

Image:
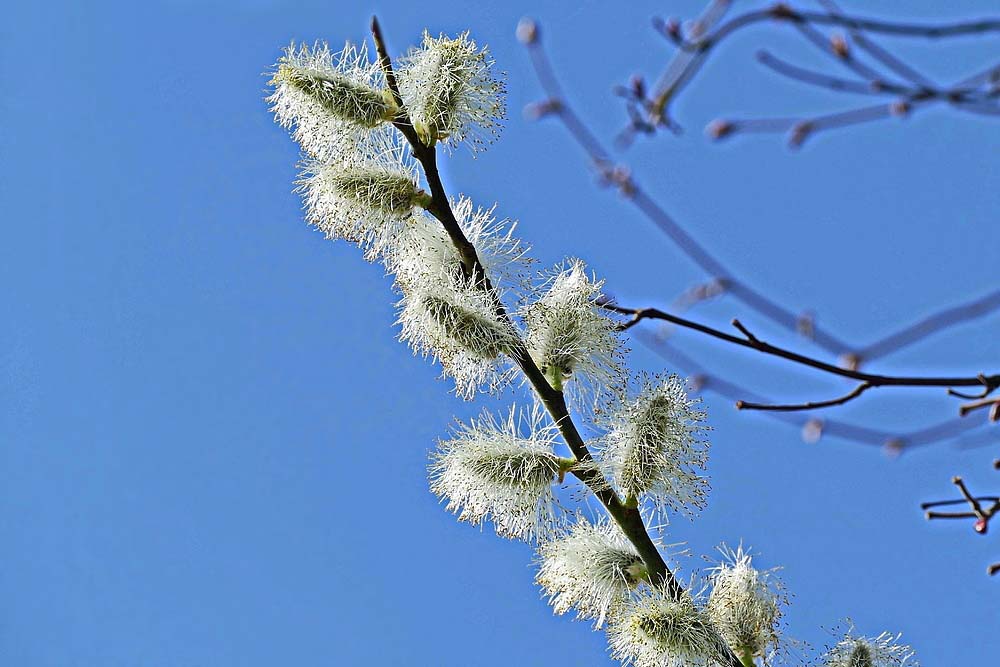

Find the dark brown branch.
[
  {"left": 602, "top": 303, "right": 999, "bottom": 394},
  {"left": 948, "top": 375, "right": 995, "bottom": 400},
  {"left": 637, "top": 328, "right": 996, "bottom": 451},
  {"left": 736, "top": 382, "right": 872, "bottom": 412},
  {"left": 922, "top": 497, "right": 1000, "bottom": 510}
]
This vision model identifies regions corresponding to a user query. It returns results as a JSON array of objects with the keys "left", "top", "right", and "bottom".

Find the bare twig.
[
  {"left": 634, "top": 327, "right": 996, "bottom": 451},
  {"left": 735, "top": 382, "right": 873, "bottom": 412},
  {"left": 923, "top": 472, "right": 1000, "bottom": 572}
]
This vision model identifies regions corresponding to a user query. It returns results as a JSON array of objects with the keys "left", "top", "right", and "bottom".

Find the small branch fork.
[
  {"left": 618, "top": 1, "right": 1000, "bottom": 146},
  {"left": 603, "top": 301, "right": 999, "bottom": 414},
  {"left": 370, "top": 18, "right": 744, "bottom": 667},
  {"left": 922, "top": 464, "right": 1000, "bottom": 575},
  {"left": 518, "top": 17, "right": 999, "bottom": 449}
]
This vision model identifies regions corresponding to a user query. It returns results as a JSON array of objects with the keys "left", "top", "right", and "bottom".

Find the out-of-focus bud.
[
  {"left": 516, "top": 17, "right": 539, "bottom": 45},
  {"left": 706, "top": 119, "right": 735, "bottom": 140}
]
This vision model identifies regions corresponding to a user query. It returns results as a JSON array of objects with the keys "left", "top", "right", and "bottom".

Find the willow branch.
[
  {"left": 370, "top": 18, "right": 722, "bottom": 634},
  {"left": 923, "top": 471, "right": 1000, "bottom": 573}
]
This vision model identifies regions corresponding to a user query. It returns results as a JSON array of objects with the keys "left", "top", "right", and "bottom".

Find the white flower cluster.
[
  {"left": 599, "top": 374, "right": 710, "bottom": 518},
  {"left": 608, "top": 587, "right": 730, "bottom": 667},
  {"left": 398, "top": 31, "right": 507, "bottom": 152},
  {"left": 706, "top": 545, "right": 786, "bottom": 664},
  {"left": 429, "top": 407, "right": 565, "bottom": 541},
  {"left": 821, "top": 628, "right": 918, "bottom": 667},
  {"left": 522, "top": 259, "right": 625, "bottom": 410},
  {"left": 266, "top": 24, "right": 919, "bottom": 667},
  {"left": 536, "top": 519, "right": 647, "bottom": 627},
  {"left": 268, "top": 42, "right": 395, "bottom": 161},
  {"left": 298, "top": 135, "right": 428, "bottom": 259}
]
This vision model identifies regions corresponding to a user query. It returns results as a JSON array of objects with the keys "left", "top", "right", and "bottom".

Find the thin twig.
[
  {"left": 637, "top": 329, "right": 996, "bottom": 451},
  {"left": 736, "top": 382, "right": 872, "bottom": 412},
  {"left": 959, "top": 397, "right": 1000, "bottom": 420}
]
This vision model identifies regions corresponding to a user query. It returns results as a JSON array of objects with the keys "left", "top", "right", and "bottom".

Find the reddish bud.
[
  {"left": 789, "top": 122, "right": 813, "bottom": 148},
  {"left": 975, "top": 518, "right": 988, "bottom": 534},
  {"left": 666, "top": 18, "right": 681, "bottom": 39},
  {"left": 516, "top": 18, "right": 539, "bottom": 45},
  {"left": 629, "top": 74, "right": 646, "bottom": 99},
  {"left": 831, "top": 34, "right": 849, "bottom": 59},
  {"left": 706, "top": 119, "right": 734, "bottom": 140},
  {"left": 890, "top": 101, "right": 911, "bottom": 117},
  {"left": 802, "top": 419, "right": 824, "bottom": 444},
  {"left": 883, "top": 439, "right": 904, "bottom": 459}
]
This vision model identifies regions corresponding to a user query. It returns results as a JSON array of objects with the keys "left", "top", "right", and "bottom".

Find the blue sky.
[{"left": 2, "top": 0, "right": 998, "bottom": 665}]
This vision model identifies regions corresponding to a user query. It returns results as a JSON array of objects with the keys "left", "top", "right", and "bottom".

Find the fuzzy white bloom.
[
  {"left": 268, "top": 41, "right": 396, "bottom": 160},
  {"left": 429, "top": 406, "right": 566, "bottom": 541},
  {"left": 387, "top": 196, "right": 531, "bottom": 297},
  {"left": 299, "top": 133, "right": 430, "bottom": 259},
  {"left": 522, "top": 259, "right": 624, "bottom": 410},
  {"left": 821, "top": 628, "right": 918, "bottom": 667},
  {"left": 398, "top": 31, "right": 506, "bottom": 152},
  {"left": 599, "top": 374, "right": 709, "bottom": 518},
  {"left": 706, "top": 545, "right": 786, "bottom": 664},
  {"left": 608, "top": 587, "right": 730, "bottom": 667},
  {"left": 397, "top": 271, "right": 519, "bottom": 399},
  {"left": 536, "top": 519, "right": 647, "bottom": 627}
]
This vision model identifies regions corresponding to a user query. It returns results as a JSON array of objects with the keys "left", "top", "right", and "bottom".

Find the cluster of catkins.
[{"left": 266, "top": 26, "right": 917, "bottom": 667}]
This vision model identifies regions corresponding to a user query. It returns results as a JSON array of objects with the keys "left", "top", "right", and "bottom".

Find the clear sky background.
[{"left": 2, "top": 1, "right": 998, "bottom": 665}]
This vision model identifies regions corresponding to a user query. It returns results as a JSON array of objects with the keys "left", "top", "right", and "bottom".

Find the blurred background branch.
[{"left": 517, "top": 4, "right": 998, "bottom": 456}]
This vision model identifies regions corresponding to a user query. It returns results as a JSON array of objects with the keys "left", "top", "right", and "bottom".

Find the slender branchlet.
[
  {"left": 706, "top": 544, "right": 787, "bottom": 664},
  {"left": 268, "top": 42, "right": 396, "bottom": 160},
  {"left": 429, "top": 406, "right": 566, "bottom": 541},
  {"left": 398, "top": 31, "right": 507, "bottom": 152},
  {"left": 599, "top": 374, "right": 710, "bottom": 518},
  {"left": 608, "top": 586, "right": 731, "bottom": 667},
  {"left": 522, "top": 259, "right": 626, "bottom": 410},
  {"left": 536, "top": 518, "right": 649, "bottom": 627}
]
